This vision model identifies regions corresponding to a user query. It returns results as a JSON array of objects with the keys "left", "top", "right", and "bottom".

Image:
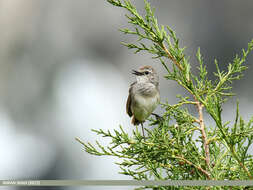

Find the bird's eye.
[{"left": 144, "top": 71, "right": 149, "bottom": 75}]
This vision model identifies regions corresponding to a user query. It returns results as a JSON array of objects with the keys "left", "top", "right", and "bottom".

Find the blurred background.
[{"left": 0, "top": 0, "right": 253, "bottom": 189}]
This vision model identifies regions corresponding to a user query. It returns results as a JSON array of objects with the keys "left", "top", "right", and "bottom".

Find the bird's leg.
[
  {"left": 141, "top": 123, "right": 145, "bottom": 137},
  {"left": 151, "top": 113, "right": 163, "bottom": 121},
  {"left": 151, "top": 113, "right": 161, "bottom": 118}
]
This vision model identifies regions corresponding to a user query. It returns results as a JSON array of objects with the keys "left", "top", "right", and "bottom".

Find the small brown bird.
[{"left": 126, "top": 66, "right": 160, "bottom": 136}]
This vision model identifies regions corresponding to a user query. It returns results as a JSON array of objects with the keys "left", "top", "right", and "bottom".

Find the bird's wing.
[
  {"left": 126, "top": 82, "right": 136, "bottom": 117},
  {"left": 126, "top": 94, "right": 132, "bottom": 117}
]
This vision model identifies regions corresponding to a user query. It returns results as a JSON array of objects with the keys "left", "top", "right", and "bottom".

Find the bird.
[{"left": 126, "top": 65, "right": 160, "bottom": 136}]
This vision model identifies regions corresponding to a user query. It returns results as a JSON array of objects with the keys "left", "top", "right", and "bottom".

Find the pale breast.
[{"left": 131, "top": 91, "right": 160, "bottom": 122}]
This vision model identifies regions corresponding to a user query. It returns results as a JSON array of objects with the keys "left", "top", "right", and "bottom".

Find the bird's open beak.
[{"left": 132, "top": 70, "right": 143, "bottom": 76}]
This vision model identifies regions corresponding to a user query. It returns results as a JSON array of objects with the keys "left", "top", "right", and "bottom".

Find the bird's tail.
[{"left": 131, "top": 116, "right": 141, "bottom": 125}]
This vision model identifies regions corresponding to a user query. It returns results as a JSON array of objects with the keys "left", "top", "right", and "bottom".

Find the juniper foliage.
[{"left": 77, "top": 0, "right": 253, "bottom": 189}]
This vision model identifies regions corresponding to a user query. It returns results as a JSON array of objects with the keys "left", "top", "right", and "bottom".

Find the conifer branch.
[
  {"left": 195, "top": 100, "right": 210, "bottom": 169},
  {"left": 76, "top": 0, "right": 253, "bottom": 187},
  {"left": 173, "top": 155, "right": 211, "bottom": 179},
  {"left": 160, "top": 43, "right": 183, "bottom": 71}
]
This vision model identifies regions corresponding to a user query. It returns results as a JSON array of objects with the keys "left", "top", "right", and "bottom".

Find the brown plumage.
[
  {"left": 138, "top": 65, "right": 155, "bottom": 72},
  {"left": 126, "top": 82, "right": 141, "bottom": 125}
]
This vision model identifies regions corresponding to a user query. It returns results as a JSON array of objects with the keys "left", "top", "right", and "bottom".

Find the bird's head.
[{"left": 132, "top": 66, "right": 159, "bottom": 86}]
